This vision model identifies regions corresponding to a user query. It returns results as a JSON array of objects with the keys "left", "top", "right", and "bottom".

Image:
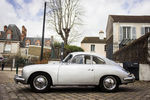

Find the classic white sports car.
[{"left": 14, "top": 52, "right": 135, "bottom": 92}]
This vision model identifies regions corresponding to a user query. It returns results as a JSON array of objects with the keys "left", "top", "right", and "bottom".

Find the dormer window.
[
  {"left": 25, "top": 40, "right": 30, "bottom": 47},
  {"left": 26, "top": 43, "right": 29, "bottom": 47},
  {"left": 37, "top": 43, "right": 40, "bottom": 46},
  {"left": 35, "top": 40, "right": 41, "bottom": 46},
  {"left": 7, "top": 33, "right": 11, "bottom": 39}
]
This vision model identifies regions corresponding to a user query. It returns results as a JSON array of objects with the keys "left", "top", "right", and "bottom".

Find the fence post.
[
  {"left": 61, "top": 42, "right": 64, "bottom": 61},
  {"left": 16, "top": 62, "right": 18, "bottom": 75}
]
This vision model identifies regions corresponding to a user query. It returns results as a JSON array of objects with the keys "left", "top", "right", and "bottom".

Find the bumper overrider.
[
  {"left": 123, "top": 74, "right": 135, "bottom": 83},
  {"left": 14, "top": 74, "right": 25, "bottom": 84}
]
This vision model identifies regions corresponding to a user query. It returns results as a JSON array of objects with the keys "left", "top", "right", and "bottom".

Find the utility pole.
[{"left": 40, "top": 2, "right": 46, "bottom": 61}]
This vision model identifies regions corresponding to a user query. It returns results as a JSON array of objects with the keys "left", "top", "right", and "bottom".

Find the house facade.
[
  {"left": 0, "top": 24, "right": 51, "bottom": 58},
  {"left": 21, "top": 37, "right": 51, "bottom": 58},
  {"left": 0, "top": 25, "right": 21, "bottom": 57},
  {"left": 81, "top": 31, "right": 106, "bottom": 57},
  {"left": 106, "top": 15, "right": 150, "bottom": 59}
]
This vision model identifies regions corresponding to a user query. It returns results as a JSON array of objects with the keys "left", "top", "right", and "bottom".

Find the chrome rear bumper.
[
  {"left": 14, "top": 74, "right": 25, "bottom": 84},
  {"left": 123, "top": 74, "right": 135, "bottom": 83}
]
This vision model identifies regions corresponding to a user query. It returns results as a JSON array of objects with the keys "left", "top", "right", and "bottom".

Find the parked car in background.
[{"left": 14, "top": 52, "right": 135, "bottom": 92}]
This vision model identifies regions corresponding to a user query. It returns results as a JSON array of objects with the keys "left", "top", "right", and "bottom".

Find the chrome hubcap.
[
  {"left": 103, "top": 77, "right": 116, "bottom": 90},
  {"left": 33, "top": 75, "right": 48, "bottom": 90}
]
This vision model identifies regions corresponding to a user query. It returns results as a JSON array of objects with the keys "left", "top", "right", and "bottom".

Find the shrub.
[
  {"left": 64, "top": 45, "right": 84, "bottom": 57},
  {"left": 64, "top": 45, "right": 84, "bottom": 52}
]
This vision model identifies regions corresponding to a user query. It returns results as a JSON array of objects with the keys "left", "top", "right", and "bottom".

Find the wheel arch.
[
  {"left": 27, "top": 71, "right": 53, "bottom": 85},
  {"left": 99, "top": 75, "right": 121, "bottom": 85}
]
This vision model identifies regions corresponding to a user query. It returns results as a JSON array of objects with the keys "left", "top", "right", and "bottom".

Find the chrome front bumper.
[
  {"left": 123, "top": 74, "right": 135, "bottom": 83},
  {"left": 14, "top": 74, "right": 25, "bottom": 84}
]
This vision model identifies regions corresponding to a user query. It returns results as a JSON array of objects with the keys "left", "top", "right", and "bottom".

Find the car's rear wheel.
[
  {"left": 100, "top": 76, "right": 119, "bottom": 92},
  {"left": 30, "top": 73, "right": 51, "bottom": 92}
]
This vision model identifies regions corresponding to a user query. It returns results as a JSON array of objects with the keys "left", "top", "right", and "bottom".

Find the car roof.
[{"left": 69, "top": 52, "right": 105, "bottom": 58}]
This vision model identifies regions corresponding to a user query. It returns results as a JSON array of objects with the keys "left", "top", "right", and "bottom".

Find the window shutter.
[
  {"left": 119, "top": 26, "right": 123, "bottom": 42},
  {"left": 141, "top": 27, "right": 145, "bottom": 36},
  {"left": 132, "top": 27, "right": 136, "bottom": 39}
]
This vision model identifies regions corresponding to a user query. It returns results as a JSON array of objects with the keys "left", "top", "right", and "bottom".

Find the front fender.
[{"left": 22, "top": 64, "right": 60, "bottom": 84}]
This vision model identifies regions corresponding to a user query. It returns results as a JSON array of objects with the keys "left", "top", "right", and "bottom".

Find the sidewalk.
[{"left": 0, "top": 67, "right": 22, "bottom": 71}]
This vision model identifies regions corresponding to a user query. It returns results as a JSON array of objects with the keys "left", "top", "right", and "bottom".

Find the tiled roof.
[
  {"left": 25, "top": 37, "right": 50, "bottom": 45},
  {"left": 0, "top": 24, "right": 21, "bottom": 41},
  {"left": 81, "top": 37, "right": 106, "bottom": 43},
  {"left": 110, "top": 15, "right": 150, "bottom": 23}
]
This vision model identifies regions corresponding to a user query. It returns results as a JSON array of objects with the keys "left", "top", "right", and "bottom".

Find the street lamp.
[{"left": 40, "top": 2, "right": 46, "bottom": 61}]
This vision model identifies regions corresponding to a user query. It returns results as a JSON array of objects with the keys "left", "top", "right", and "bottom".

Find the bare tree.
[{"left": 47, "top": 0, "right": 83, "bottom": 45}]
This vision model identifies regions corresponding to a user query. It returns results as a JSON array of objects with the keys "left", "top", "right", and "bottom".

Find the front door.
[{"left": 58, "top": 55, "right": 95, "bottom": 85}]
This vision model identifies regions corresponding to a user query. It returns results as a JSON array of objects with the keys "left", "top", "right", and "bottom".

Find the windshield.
[{"left": 63, "top": 54, "right": 73, "bottom": 63}]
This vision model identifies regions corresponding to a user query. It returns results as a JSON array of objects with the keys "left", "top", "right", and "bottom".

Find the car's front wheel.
[
  {"left": 100, "top": 76, "right": 119, "bottom": 92},
  {"left": 30, "top": 73, "right": 51, "bottom": 92}
]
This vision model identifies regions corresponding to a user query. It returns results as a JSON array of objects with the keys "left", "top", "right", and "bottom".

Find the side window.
[
  {"left": 84, "top": 55, "right": 92, "bottom": 64},
  {"left": 92, "top": 56, "right": 105, "bottom": 64},
  {"left": 72, "top": 55, "right": 83, "bottom": 64},
  {"left": 64, "top": 54, "right": 73, "bottom": 63}
]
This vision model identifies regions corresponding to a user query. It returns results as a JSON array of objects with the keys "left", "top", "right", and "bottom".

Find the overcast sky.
[{"left": 0, "top": 0, "right": 150, "bottom": 45}]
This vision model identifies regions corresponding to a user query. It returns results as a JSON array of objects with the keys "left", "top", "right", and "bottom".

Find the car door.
[
  {"left": 58, "top": 54, "right": 95, "bottom": 85},
  {"left": 92, "top": 56, "right": 108, "bottom": 83}
]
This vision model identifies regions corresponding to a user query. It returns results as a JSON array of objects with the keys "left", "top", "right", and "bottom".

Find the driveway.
[{"left": 0, "top": 70, "right": 150, "bottom": 100}]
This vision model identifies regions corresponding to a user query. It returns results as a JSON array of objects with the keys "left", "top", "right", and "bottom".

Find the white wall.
[
  {"left": 113, "top": 23, "right": 150, "bottom": 52},
  {"left": 11, "top": 42, "right": 20, "bottom": 54},
  {"left": 81, "top": 43, "right": 106, "bottom": 57},
  {"left": 0, "top": 42, "right": 4, "bottom": 53},
  {"left": 139, "top": 64, "right": 150, "bottom": 81}
]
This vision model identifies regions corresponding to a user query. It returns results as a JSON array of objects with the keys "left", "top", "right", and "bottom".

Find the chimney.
[
  {"left": 4, "top": 25, "right": 7, "bottom": 32},
  {"left": 99, "top": 30, "right": 104, "bottom": 39},
  {"left": 22, "top": 25, "right": 27, "bottom": 37}
]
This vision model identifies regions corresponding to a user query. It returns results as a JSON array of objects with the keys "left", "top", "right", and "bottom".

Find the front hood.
[{"left": 23, "top": 63, "right": 60, "bottom": 71}]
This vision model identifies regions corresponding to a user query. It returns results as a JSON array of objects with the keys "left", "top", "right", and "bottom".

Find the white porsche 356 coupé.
[{"left": 14, "top": 52, "right": 135, "bottom": 92}]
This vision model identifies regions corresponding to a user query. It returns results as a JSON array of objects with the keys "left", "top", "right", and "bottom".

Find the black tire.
[
  {"left": 99, "top": 76, "right": 119, "bottom": 92},
  {"left": 30, "top": 73, "right": 51, "bottom": 93}
]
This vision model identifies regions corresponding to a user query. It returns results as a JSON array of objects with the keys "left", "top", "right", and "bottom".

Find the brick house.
[
  {"left": 0, "top": 24, "right": 21, "bottom": 57},
  {"left": 0, "top": 24, "right": 51, "bottom": 58}
]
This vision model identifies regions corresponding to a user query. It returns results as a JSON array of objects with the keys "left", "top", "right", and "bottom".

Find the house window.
[
  {"left": 4, "top": 44, "right": 11, "bottom": 53},
  {"left": 145, "top": 27, "right": 150, "bottom": 34},
  {"left": 91, "top": 45, "right": 95, "bottom": 52},
  {"left": 37, "top": 43, "right": 40, "bottom": 46},
  {"left": 7, "top": 34, "right": 11, "bottom": 39},
  {"left": 26, "top": 43, "right": 29, "bottom": 47},
  {"left": 123, "top": 27, "right": 131, "bottom": 39}
]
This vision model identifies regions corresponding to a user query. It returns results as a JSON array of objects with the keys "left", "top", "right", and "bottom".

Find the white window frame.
[
  {"left": 26, "top": 42, "right": 29, "bottom": 47},
  {"left": 122, "top": 26, "right": 132, "bottom": 39},
  {"left": 142, "top": 25, "right": 150, "bottom": 34},
  {"left": 7, "top": 34, "right": 11, "bottom": 39},
  {"left": 145, "top": 27, "right": 150, "bottom": 34},
  {"left": 91, "top": 45, "right": 95, "bottom": 52},
  {"left": 4, "top": 44, "right": 11, "bottom": 53}
]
